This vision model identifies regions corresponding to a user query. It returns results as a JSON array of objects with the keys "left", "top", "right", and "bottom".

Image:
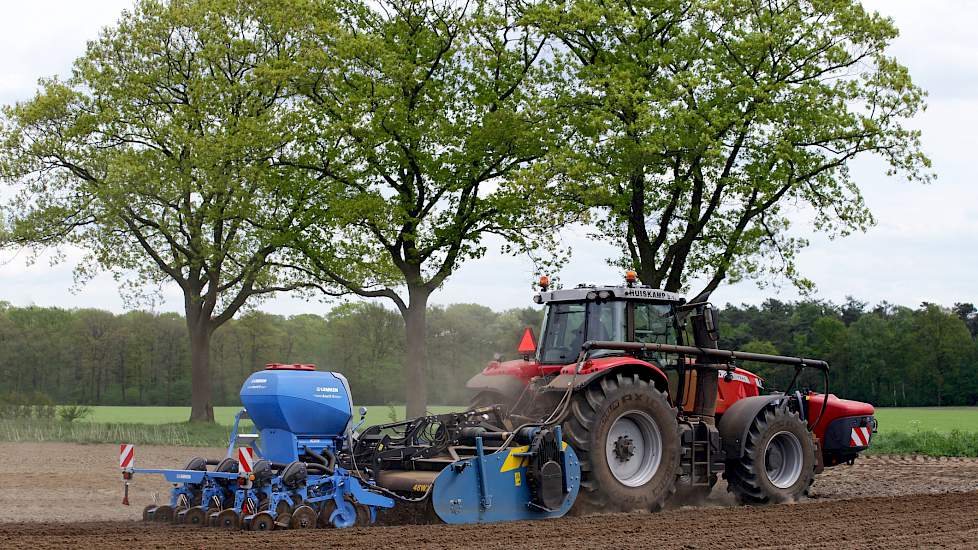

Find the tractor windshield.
[{"left": 538, "top": 301, "right": 625, "bottom": 364}]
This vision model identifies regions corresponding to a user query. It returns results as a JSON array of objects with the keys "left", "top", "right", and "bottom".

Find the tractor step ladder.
[{"left": 685, "top": 420, "right": 714, "bottom": 487}]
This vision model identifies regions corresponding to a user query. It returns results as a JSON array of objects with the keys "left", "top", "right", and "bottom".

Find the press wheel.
[
  {"left": 153, "top": 505, "right": 174, "bottom": 522},
  {"left": 216, "top": 509, "right": 240, "bottom": 530},
  {"left": 185, "top": 506, "right": 208, "bottom": 527},
  {"left": 291, "top": 505, "right": 317, "bottom": 529},
  {"left": 250, "top": 511, "right": 276, "bottom": 531}
]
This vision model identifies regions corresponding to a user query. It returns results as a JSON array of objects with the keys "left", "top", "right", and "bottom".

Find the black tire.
[
  {"left": 562, "top": 372, "right": 681, "bottom": 513},
  {"left": 724, "top": 404, "right": 815, "bottom": 505}
]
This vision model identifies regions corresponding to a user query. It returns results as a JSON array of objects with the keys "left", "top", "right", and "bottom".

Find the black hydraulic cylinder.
[{"left": 580, "top": 340, "right": 830, "bottom": 371}]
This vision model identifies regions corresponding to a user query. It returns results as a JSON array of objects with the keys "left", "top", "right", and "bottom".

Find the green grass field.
[
  {"left": 873, "top": 407, "right": 978, "bottom": 434},
  {"left": 85, "top": 404, "right": 463, "bottom": 428}
]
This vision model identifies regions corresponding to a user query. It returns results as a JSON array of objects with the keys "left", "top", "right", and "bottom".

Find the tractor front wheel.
[
  {"left": 562, "top": 373, "right": 681, "bottom": 513},
  {"left": 724, "top": 404, "right": 815, "bottom": 504}
]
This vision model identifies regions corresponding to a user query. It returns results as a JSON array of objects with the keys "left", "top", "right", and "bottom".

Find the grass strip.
[
  {"left": 0, "top": 418, "right": 231, "bottom": 447},
  {"left": 867, "top": 429, "right": 978, "bottom": 457}
]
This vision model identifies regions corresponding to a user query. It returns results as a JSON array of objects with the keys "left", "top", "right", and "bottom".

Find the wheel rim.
[
  {"left": 764, "top": 431, "right": 804, "bottom": 489},
  {"left": 605, "top": 410, "right": 662, "bottom": 487}
]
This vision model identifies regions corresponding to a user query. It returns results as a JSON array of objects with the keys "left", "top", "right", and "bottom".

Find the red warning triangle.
[{"left": 517, "top": 327, "right": 537, "bottom": 355}]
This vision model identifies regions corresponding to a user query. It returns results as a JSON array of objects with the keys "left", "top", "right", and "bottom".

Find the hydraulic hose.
[{"left": 302, "top": 446, "right": 336, "bottom": 475}]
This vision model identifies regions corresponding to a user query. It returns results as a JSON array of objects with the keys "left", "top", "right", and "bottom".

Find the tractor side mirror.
[{"left": 703, "top": 305, "right": 720, "bottom": 342}]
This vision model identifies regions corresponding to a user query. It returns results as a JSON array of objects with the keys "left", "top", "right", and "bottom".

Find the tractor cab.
[{"left": 534, "top": 283, "right": 684, "bottom": 367}]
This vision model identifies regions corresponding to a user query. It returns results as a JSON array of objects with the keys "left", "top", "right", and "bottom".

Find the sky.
[{"left": 0, "top": 0, "right": 975, "bottom": 316}]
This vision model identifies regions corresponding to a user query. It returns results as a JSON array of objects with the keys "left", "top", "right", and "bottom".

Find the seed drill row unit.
[{"left": 122, "top": 364, "right": 581, "bottom": 530}]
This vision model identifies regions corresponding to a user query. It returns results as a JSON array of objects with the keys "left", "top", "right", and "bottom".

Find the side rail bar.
[{"left": 579, "top": 340, "right": 830, "bottom": 371}]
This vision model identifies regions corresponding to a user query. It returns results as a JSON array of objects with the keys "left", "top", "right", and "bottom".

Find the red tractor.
[{"left": 467, "top": 273, "right": 876, "bottom": 512}]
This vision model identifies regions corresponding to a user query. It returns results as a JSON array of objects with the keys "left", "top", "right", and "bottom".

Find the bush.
[
  {"left": 0, "top": 391, "right": 57, "bottom": 419},
  {"left": 58, "top": 405, "right": 94, "bottom": 423}
]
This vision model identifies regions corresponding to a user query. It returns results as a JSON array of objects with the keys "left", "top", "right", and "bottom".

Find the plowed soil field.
[{"left": 2, "top": 442, "right": 977, "bottom": 549}]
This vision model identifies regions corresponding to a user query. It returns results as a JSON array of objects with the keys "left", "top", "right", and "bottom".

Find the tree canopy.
[
  {"left": 0, "top": 0, "right": 318, "bottom": 421},
  {"left": 282, "top": 0, "right": 569, "bottom": 416},
  {"left": 531, "top": 0, "right": 931, "bottom": 298}
]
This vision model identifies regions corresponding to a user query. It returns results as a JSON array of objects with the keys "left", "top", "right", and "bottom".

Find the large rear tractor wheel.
[
  {"left": 562, "top": 373, "right": 681, "bottom": 513},
  {"left": 725, "top": 405, "right": 815, "bottom": 504}
]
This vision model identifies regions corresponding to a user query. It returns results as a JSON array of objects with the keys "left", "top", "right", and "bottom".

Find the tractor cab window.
[
  {"left": 631, "top": 303, "right": 677, "bottom": 366},
  {"left": 539, "top": 301, "right": 625, "bottom": 364},
  {"left": 632, "top": 303, "right": 676, "bottom": 344}
]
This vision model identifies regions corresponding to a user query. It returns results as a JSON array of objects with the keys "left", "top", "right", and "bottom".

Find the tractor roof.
[{"left": 534, "top": 284, "right": 685, "bottom": 304}]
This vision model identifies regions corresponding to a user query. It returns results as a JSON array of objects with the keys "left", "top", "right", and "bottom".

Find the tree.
[
  {"left": 913, "top": 304, "right": 974, "bottom": 406},
  {"left": 531, "top": 0, "right": 931, "bottom": 298},
  {"left": 952, "top": 302, "right": 978, "bottom": 340},
  {"left": 285, "top": 0, "right": 566, "bottom": 416},
  {"left": 0, "top": 0, "right": 319, "bottom": 421}
]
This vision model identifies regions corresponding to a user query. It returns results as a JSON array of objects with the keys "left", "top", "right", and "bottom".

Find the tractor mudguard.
[
  {"left": 542, "top": 363, "right": 669, "bottom": 393},
  {"left": 465, "top": 372, "right": 526, "bottom": 399},
  {"left": 717, "top": 394, "right": 785, "bottom": 459}
]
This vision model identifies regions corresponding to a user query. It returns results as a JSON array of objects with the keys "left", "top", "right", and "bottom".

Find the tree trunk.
[
  {"left": 403, "top": 286, "right": 430, "bottom": 419},
  {"left": 188, "top": 318, "right": 215, "bottom": 422}
]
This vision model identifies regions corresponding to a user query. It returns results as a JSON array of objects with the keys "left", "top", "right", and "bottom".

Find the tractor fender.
[
  {"left": 542, "top": 363, "right": 669, "bottom": 394},
  {"left": 717, "top": 394, "right": 785, "bottom": 459},
  {"left": 465, "top": 372, "right": 526, "bottom": 400}
]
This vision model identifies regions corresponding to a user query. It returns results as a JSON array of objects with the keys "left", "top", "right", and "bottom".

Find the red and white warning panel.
[
  {"left": 237, "top": 447, "right": 255, "bottom": 474},
  {"left": 850, "top": 426, "right": 871, "bottom": 447},
  {"left": 119, "top": 443, "right": 135, "bottom": 470}
]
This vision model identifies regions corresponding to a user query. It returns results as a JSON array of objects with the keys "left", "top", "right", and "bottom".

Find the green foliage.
[
  {"left": 0, "top": 301, "right": 538, "bottom": 407},
  {"left": 0, "top": 391, "right": 57, "bottom": 419},
  {"left": 57, "top": 405, "right": 94, "bottom": 423},
  {"left": 530, "top": 0, "right": 931, "bottom": 297},
  {"left": 0, "top": 0, "right": 326, "bottom": 421},
  {"left": 721, "top": 300, "right": 978, "bottom": 407},
  {"left": 288, "top": 0, "right": 568, "bottom": 294}
]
